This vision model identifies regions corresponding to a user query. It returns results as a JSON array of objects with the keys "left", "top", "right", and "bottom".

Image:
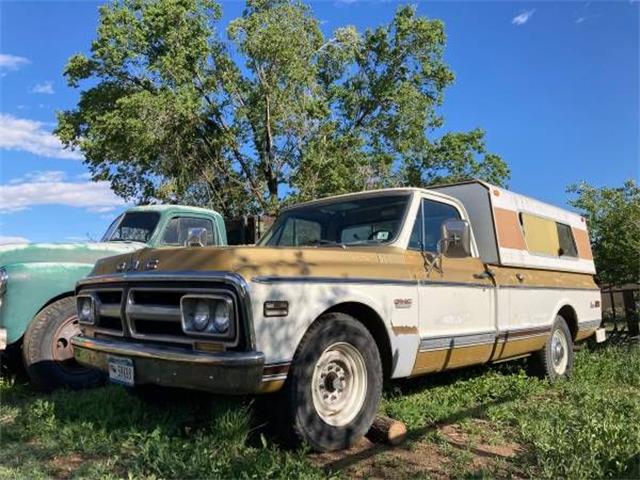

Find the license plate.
[{"left": 108, "top": 356, "right": 134, "bottom": 386}]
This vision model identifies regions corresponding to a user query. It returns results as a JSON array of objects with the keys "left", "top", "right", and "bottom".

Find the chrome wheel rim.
[
  {"left": 551, "top": 329, "right": 569, "bottom": 375},
  {"left": 311, "top": 342, "right": 367, "bottom": 427},
  {"left": 52, "top": 315, "right": 89, "bottom": 374}
]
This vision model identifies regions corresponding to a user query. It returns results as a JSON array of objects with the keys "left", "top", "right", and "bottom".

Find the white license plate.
[{"left": 108, "top": 356, "right": 134, "bottom": 386}]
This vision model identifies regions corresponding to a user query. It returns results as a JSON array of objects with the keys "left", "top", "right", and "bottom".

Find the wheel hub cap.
[
  {"left": 551, "top": 329, "right": 569, "bottom": 375},
  {"left": 52, "top": 315, "right": 89, "bottom": 374},
  {"left": 311, "top": 342, "right": 367, "bottom": 427}
]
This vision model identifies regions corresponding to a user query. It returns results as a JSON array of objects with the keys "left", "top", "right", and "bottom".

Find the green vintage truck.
[{"left": 0, "top": 204, "right": 227, "bottom": 390}]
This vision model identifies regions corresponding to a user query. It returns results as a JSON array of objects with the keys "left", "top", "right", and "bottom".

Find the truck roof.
[{"left": 126, "top": 204, "right": 223, "bottom": 219}]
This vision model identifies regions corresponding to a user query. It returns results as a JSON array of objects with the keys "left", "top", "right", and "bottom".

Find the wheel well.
[
  {"left": 39, "top": 291, "right": 75, "bottom": 314},
  {"left": 557, "top": 305, "right": 578, "bottom": 340},
  {"left": 324, "top": 302, "right": 393, "bottom": 381}
]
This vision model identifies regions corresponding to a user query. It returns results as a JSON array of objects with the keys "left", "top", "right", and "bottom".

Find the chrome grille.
[
  {"left": 79, "top": 284, "right": 240, "bottom": 346},
  {"left": 127, "top": 288, "right": 185, "bottom": 342},
  {"left": 94, "top": 289, "right": 124, "bottom": 334}
]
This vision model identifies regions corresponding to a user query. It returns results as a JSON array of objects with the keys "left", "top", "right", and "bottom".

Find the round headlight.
[
  {"left": 192, "top": 300, "right": 211, "bottom": 331},
  {"left": 213, "top": 301, "right": 230, "bottom": 333}
]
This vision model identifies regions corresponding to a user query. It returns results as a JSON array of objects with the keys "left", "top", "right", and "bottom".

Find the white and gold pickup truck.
[{"left": 72, "top": 180, "right": 604, "bottom": 451}]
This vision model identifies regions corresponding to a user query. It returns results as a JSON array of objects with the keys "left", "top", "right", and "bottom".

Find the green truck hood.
[{"left": 0, "top": 241, "right": 144, "bottom": 267}]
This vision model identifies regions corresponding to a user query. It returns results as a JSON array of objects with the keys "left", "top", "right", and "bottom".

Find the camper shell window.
[{"left": 519, "top": 213, "right": 578, "bottom": 258}]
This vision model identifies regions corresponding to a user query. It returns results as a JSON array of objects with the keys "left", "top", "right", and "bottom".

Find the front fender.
[
  {"left": 250, "top": 280, "right": 421, "bottom": 378},
  {"left": 0, "top": 262, "right": 94, "bottom": 345}
]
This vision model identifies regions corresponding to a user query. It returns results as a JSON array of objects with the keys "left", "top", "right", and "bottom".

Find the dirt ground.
[{"left": 311, "top": 419, "right": 526, "bottom": 479}]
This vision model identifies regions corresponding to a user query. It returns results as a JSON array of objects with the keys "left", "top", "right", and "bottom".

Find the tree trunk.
[
  {"left": 622, "top": 289, "right": 639, "bottom": 337},
  {"left": 365, "top": 415, "right": 407, "bottom": 446}
]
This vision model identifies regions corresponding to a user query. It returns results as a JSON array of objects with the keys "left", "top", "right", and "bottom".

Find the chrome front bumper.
[{"left": 72, "top": 335, "right": 265, "bottom": 394}]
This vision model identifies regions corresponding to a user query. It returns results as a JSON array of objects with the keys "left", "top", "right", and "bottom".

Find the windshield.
[
  {"left": 101, "top": 211, "right": 161, "bottom": 243},
  {"left": 259, "top": 194, "right": 411, "bottom": 247}
]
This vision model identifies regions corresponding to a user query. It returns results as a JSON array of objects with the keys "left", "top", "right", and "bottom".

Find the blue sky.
[{"left": 0, "top": 0, "right": 638, "bottom": 244}]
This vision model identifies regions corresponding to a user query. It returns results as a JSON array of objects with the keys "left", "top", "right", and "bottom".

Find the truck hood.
[
  {"left": 90, "top": 245, "right": 411, "bottom": 282},
  {"left": 0, "top": 241, "right": 145, "bottom": 268}
]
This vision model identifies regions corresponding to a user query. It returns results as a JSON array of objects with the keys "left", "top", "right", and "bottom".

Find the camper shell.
[{"left": 432, "top": 180, "right": 594, "bottom": 274}]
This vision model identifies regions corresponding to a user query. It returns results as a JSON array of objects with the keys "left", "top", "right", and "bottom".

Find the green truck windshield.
[{"left": 101, "top": 212, "right": 161, "bottom": 242}]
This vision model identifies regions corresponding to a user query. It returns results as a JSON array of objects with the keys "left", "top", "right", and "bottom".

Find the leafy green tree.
[
  {"left": 567, "top": 180, "right": 640, "bottom": 287},
  {"left": 56, "top": 0, "right": 509, "bottom": 216}
]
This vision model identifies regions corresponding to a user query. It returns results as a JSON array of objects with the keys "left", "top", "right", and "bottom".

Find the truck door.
[{"left": 405, "top": 197, "right": 496, "bottom": 375}]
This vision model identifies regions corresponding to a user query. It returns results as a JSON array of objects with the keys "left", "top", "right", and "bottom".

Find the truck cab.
[{"left": 0, "top": 204, "right": 225, "bottom": 390}]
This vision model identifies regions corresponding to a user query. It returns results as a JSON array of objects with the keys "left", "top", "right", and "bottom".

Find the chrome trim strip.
[
  {"left": 496, "top": 326, "right": 551, "bottom": 339},
  {"left": 498, "top": 285, "right": 600, "bottom": 292},
  {"left": 496, "top": 332, "right": 548, "bottom": 342},
  {"left": 253, "top": 276, "right": 489, "bottom": 288},
  {"left": 262, "top": 374, "right": 288, "bottom": 382},
  {"left": 98, "top": 304, "right": 122, "bottom": 319},
  {"left": 126, "top": 304, "right": 181, "bottom": 322},
  {"left": 253, "top": 275, "right": 592, "bottom": 292},
  {"left": 252, "top": 275, "right": 417, "bottom": 286},
  {"left": 419, "top": 326, "right": 552, "bottom": 352},
  {"left": 419, "top": 280, "right": 491, "bottom": 289},
  {"left": 419, "top": 331, "right": 496, "bottom": 352}
]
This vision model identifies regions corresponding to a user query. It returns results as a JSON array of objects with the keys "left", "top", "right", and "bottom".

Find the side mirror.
[
  {"left": 439, "top": 219, "right": 471, "bottom": 258},
  {"left": 185, "top": 227, "right": 208, "bottom": 247}
]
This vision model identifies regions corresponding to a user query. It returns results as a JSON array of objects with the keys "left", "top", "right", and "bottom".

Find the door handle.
[
  {"left": 473, "top": 271, "right": 493, "bottom": 280},
  {"left": 516, "top": 273, "right": 525, "bottom": 282}
]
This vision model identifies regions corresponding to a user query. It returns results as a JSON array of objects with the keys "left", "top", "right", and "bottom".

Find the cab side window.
[
  {"left": 423, "top": 199, "right": 461, "bottom": 252},
  {"left": 161, "top": 217, "right": 216, "bottom": 246},
  {"left": 409, "top": 199, "right": 461, "bottom": 252}
]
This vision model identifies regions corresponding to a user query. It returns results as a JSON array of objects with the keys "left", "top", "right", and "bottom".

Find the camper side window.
[
  {"left": 556, "top": 222, "right": 578, "bottom": 257},
  {"left": 519, "top": 213, "right": 578, "bottom": 258}
]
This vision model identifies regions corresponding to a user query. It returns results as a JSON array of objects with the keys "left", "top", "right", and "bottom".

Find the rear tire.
[
  {"left": 530, "top": 315, "right": 574, "bottom": 381},
  {"left": 281, "top": 312, "right": 383, "bottom": 452},
  {"left": 22, "top": 297, "right": 105, "bottom": 391}
]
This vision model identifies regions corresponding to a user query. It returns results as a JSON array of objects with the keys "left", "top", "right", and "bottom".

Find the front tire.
[
  {"left": 282, "top": 312, "right": 383, "bottom": 452},
  {"left": 22, "top": 297, "right": 105, "bottom": 391},
  {"left": 530, "top": 315, "right": 574, "bottom": 381}
]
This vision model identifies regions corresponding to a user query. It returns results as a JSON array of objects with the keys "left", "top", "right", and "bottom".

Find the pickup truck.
[
  {"left": 0, "top": 205, "right": 227, "bottom": 390},
  {"left": 71, "top": 181, "right": 604, "bottom": 451}
]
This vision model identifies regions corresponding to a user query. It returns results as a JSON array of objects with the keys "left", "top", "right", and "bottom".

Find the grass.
[{"left": 1, "top": 342, "right": 639, "bottom": 479}]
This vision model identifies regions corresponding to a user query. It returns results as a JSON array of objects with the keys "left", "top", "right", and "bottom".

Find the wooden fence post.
[{"left": 622, "top": 289, "right": 639, "bottom": 338}]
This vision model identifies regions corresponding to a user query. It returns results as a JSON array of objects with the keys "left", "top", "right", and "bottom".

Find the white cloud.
[
  {"left": 31, "top": 81, "right": 54, "bottom": 94},
  {"left": 0, "top": 235, "right": 29, "bottom": 245},
  {"left": 87, "top": 206, "right": 118, "bottom": 213},
  {"left": 9, "top": 171, "right": 67, "bottom": 184},
  {"left": 512, "top": 9, "right": 535, "bottom": 26},
  {"left": 0, "top": 53, "right": 30, "bottom": 70},
  {"left": 0, "top": 113, "right": 81, "bottom": 160},
  {"left": 0, "top": 171, "right": 125, "bottom": 213}
]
